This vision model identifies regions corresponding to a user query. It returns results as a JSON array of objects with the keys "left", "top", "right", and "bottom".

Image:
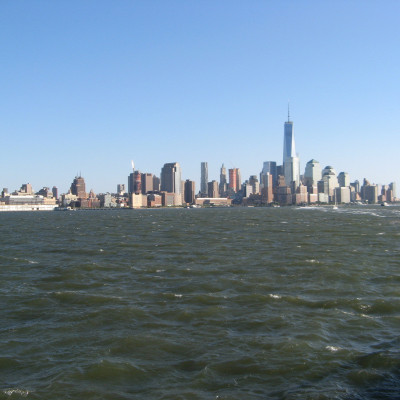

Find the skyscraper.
[
  {"left": 52, "top": 186, "right": 58, "bottom": 200},
  {"left": 161, "top": 162, "right": 182, "bottom": 194},
  {"left": 201, "top": 162, "right": 208, "bottom": 195},
  {"left": 207, "top": 180, "right": 219, "bottom": 198},
  {"left": 261, "top": 172, "right": 274, "bottom": 204},
  {"left": 338, "top": 172, "right": 350, "bottom": 187},
  {"left": 389, "top": 182, "right": 396, "bottom": 199},
  {"left": 321, "top": 166, "right": 339, "bottom": 200},
  {"left": 70, "top": 176, "right": 86, "bottom": 198},
  {"left": 128, "top": 161, "right": 135, "bottom": 194},
  {"left": 260, "top": 161, "right": 277, "bottom": 187},
  {"left": 141, "top": 173, "right": 154, "bottom": 194},
  {"left": 184, "top": 179, "right": 195, "bottom": 204},
  {"left": 248, "top": 175, "right": 260, "bottom": 194},
  {"left": 283, "top": 108, "right": 300, "bottom": 188},
  {"left": 228, "top": 168, "right": 241, "bottom": 193},
  {"left": 304, "top": 159, "right": 322, "bottom": 187},
  {"left": 117, "top": 184, "right": 126, "bottom": 195},
  {"left": 219, "top": 163, "right": 227, "bottom": 196}
]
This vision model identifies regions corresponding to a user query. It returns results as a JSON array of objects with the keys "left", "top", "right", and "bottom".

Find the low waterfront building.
[
  {"left": 161, "top": 192, "right": 182, "bottom": 207},
  {"left": 130, "top": 193, "right": 147, "bottom": 208},
  {"left": 0, "top": 195, "right": 57, "bottom": 211},
  {"left": 318, "top": 193, "right": 329, "bottom": 203},
  {"left": 147, "top": 193, "right": 162, "bottom": 207},
  {"left": 195, "top": 197, "right": 231, "bottom": 207},
  {"left": 98, "top": 193, "right": 114, "bottom": 208}
]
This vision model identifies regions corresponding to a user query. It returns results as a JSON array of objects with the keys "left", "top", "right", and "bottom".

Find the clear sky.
[{"left": 1, "top": 1, "right": 399, "bottom": 194}]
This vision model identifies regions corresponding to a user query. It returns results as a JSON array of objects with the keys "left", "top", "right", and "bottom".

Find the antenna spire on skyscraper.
[{"left": 288, "top": 101, "right": 290, "bottom": 122}]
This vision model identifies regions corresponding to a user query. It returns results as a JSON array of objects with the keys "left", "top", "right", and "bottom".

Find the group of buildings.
[{"left": 1, "top": 115, "right": 397, "bottom": 211}]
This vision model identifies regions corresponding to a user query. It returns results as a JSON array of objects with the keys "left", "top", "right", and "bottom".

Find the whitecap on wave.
[
  {"left": 3, "top": 389, "right": 30, "bottom": 397},
  {"left": 326, "top": 345, "right": 341, "bottom": 352},
  {"left": 269, "top": 294, "right": 282, "bottom": 299}
]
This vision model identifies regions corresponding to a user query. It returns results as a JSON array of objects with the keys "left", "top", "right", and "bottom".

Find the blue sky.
[{"left": 1, "top": 1, "right": 399, "bottom": 193}]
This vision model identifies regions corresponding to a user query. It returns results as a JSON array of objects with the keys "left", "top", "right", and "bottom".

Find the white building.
[
  {"left": 338, "top": 172, "right": 350, "bottom": 188},
  {"left": 304, "top": 159, "right": 322, "bottom": 187}
]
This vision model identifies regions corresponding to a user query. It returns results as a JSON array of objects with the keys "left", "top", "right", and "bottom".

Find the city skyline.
[
  {"left": 2, "top": 111, "right": 396, "bottom": 202},
  {"left": 1, "top": 110, "right": 398, "bottom": 196},
  {"left": 1, "top": 2, "right": 400, "bottom": 193},
  {"left": 1, "top": 107, "right": 396, "bottom": 208}
]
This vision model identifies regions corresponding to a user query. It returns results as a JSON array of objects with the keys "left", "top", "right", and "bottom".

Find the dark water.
[{"left": 1, "top": 206, "right": 399, "bottom": 399}]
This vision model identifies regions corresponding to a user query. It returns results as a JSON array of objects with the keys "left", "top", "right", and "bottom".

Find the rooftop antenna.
[
  {"left": 287, "top": 101, "right": 290, "bottom": 122},
  {"left": 131, "top": 160, "right": 135, "bottom": 172}
]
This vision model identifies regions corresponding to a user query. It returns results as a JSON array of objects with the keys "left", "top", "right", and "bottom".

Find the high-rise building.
[
  {"left": 236, "top": 169, "right": 241, "bottom": 192},
  {"left": 20, "top": 183, "right": 33, "bottom": 195},
  {"left": 364, "top": 185, "right": 378, "bottom": 204},
  {"left": 128, "top": 162, "right": 141, "bottom": 194},
  {"left": 389, "top": 182, "right": 396, "bottom": 199},
  {"left": 283, "top": 109, "right": 300, "bottom": 188},
  {"left": 219, "top": 164, "right": 227, "bottom": 196},
  {"left": 153, "top": 176, "right": 161, "bottom": 191},
  {"left": 304, "top": 159, "right": 322, "bottom": 187},
  {"left": 338, "top": 172, "right": 350, "bottom": 187},
  {"left": 70, "top": 176, "right": 86, "bottom": 198},
  {"left": 184, "top": 179, "right": 195, "bottom": 204},
  {"left": 133, "top": 172, "right": 142, "bottom": 194},
  {"left": 248, "top": 175, "right": 260, "bottom": 194},
  {"left": 117, "top": 184, "right": 126, "bottom": 195},
  {"left": 141, "top": 173, "right": 154, "bottom": 194},
  {"left": 321, "top": 166, "right": 339, "bottom": 201},
  {"left": 261, "top": 172, "right": 274, "bottom": 204},
  {"left": 284, "top": 156, "right": 300, "bottom": 189},
  {"left": 228, "top": 169, "right": 237, "bottom": 192},
  {"left": 161, "top": 162, "right": 182, "bottom": 194},
  {"left": 228, "top": 168, "right": 241, "bottom": 193},
  {"left": 207, "top": 180, "right": 219, "bottom": 198},
  {"left": 201, "top": 162, "right": 208, "bottom": 195},
  {"left": 351, "top": 180, "right": 360, "bottom": 194},
  {"left": 52, "top": 186, "right": 58, "bottom": 200},
  {"left": 128, "top": 161, "right": 136, "bottom": 194},
  {"left": 260, "top": 161, "right": 277, "bottom": 187}
]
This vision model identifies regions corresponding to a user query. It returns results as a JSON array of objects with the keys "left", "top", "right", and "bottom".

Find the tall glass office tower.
[
  {"left": 283, "top": 121, "right": 296, "bottom": 161},
  {"left": 283, "top": 112, "right": 300, "bottom": 188},
  {"left": 260, "top": 161, "right": 277, "bottom": 187},
  {"left": 201, "top": 162, "right": 208, "bottom": 195},
  {"left": 161, "top": 162, "right": 182, "bottom": 194}
]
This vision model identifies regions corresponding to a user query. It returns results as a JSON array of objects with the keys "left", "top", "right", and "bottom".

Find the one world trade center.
[{"left": 283, "top": 108, "right": 300, "bottom": 188}]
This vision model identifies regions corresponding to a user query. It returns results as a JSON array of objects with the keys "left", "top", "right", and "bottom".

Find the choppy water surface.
[{"left": 1, "top": 206, "right": 399, "bottom": 399}]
